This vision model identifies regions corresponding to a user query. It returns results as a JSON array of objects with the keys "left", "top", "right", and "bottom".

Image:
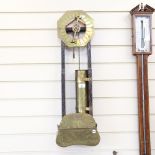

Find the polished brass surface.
[
  {"left": 75, "top": 70, "right": 89, "bottom": 113},
  {"left": 57, "top": 10, "right": 94, "bottom": 47}
]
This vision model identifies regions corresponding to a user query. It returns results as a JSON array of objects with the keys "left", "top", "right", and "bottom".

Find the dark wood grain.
[
  {"left": 143, "top": 55, "right": 151, "bottom": 155},
  {"left": 130, "top": 4, "right": 154, "bottom": 155},
  {"left": 136, "top": 55, "right": 151, "bottom": 155}
]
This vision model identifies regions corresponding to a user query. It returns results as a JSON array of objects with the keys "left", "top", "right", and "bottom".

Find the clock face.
[
  {"left": 135, "top": 16, "right": 151, "bottom": 52},
  {"left": 57, "top": 10, "right": 94, "bottom": 47}
]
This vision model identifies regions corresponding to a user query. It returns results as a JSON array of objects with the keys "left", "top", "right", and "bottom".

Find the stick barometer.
[{"left": 130, "top": 3, "right": 154, "bottom": 155}]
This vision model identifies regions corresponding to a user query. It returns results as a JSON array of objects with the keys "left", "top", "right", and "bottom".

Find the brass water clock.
[{"left": 57, "top": 10, "right": 94, "bottom": 116}]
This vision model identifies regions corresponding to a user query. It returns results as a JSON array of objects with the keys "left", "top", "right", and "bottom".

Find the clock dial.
[
  {"left": 57, "top": 10, "right": 94, "bottom": 47},
  {"left": 135, "top": 16, "right": 151, "bottom": 52}
]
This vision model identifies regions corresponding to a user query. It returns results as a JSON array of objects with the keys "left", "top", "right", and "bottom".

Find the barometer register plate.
[{"left": 135, "top": 16, "right": 150, "bottom": 52}]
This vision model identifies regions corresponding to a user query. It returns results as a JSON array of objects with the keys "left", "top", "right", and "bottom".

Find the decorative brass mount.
[{"left": 57, "top": 10, "right": 94, "bottom": 47}]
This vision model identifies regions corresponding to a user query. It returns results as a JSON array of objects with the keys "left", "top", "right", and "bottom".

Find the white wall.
[{"left": 0, "top": 0, "right": 155, "bottom": 155}]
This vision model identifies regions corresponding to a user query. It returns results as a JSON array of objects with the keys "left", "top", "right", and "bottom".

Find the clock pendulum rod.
[
  {"left": 136, "top": 54, "right": 151, "bottom": 155},
  {"left": 78, "top": 33, "right": 81, "bottom": 70}
]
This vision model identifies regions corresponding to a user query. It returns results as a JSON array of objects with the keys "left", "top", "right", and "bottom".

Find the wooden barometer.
[{"left": 130, "top": 3, "right": 154, "bottom": 155}]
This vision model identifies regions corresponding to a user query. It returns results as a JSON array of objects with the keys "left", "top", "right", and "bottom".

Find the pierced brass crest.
[{"left": 57, "top": 10, "right": 94, "bottom": 47}]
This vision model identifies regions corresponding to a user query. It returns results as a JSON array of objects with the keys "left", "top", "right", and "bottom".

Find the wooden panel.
[
  {"left": 96, "top": 115, "right": 139, "bottom": 132},
  {"left": 0, "top": 1, "right": 154, "bottom": 154},
  {"left": 0, "top": 81, "right": 135, "bottom": 98},
  {"left": 0, "top": 12, "right": 131, "bottom": 29},
  {"left": 0, "top": 29, "right": 131, "bottom": 46},
  {"left": 0, "top": 116, "right": 60, "bottom": 134},
  {"left": 0, "top": 12, "right": 154, "bottom": 29},
  {"left": 91, "top": 13, "right": 155, "bottom": 29},
  {"left": 94, "top": 80, "right": 155, "bottom": 98},
  {"left": 0, "top": 115, "right": 154, "bottom": 134},
  {"left": 94, "top": 98, "right": 155, "bottom": 115},
  {"left": 0, "top": 46, "right": 135, "bottom": 64},
  {"left": 0, "top": 13, "right": 61, "bottom": 29},
  {"left": 151, "top": 116, "right": 155, "bottom": 132},
  {"left": 0, "top": 63, "right": 155, "bottom": 81},
  {"left": 0, "top": 63, "right": 137, "bottom": 81},
  {"left": 92, "top": 46, "right": 155, "bottom": 63},
  {"left": 0, "top": 47, "right": 61, "bottom": 64},
  {"left": 0, "top": 64, "right": 61, "bottom": 81},
  {"left": 0, "top": 133, "right": 140, "bottom": 151},
  {"left": 1, "top": 46, "right": 155, "bottom": 64},
  {"left": 0, "top": 82, "right": 62, "bottom": 99},
  {"left": 93, "top": 63, "right": 155, "bottom": 80},
  {"left": 93, "top": 81, "right": 137, "bottom": 98},
  {"left": 0, "top": 80, "right": 155, "bottom": 98},
  {"left": 93, "top": 63, "right": 136, "bottom": 80},
  {"left": 0, "top": 98, "right": 137, "bottom": 116},
  {"left": 0, "top": 98, "right": 154, "bottom": 116},
  {"left": 0, "top": 115, "right": 140, "bottom": 134},
  {"left": 0, "top": 29, "right": 154, "bottom": 46},
  {"left": 0, "top": 12, "right": 155, "bottom": 30},
  {"left": 0, "top": 0, "right": 154, "bottom": 12},
  {"left": 0, "top": 99, "right": 62, "bottom": 116},
  {"left": 150, "top": 98, "right": 155, "bottom": 114},
  {"left": 93, "top": 98, "right": 137, "bottom": 115}
]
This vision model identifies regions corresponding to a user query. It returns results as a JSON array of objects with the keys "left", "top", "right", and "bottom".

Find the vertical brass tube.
[{"left": 75, "top": 70, "right": 88, "bottom": 113}]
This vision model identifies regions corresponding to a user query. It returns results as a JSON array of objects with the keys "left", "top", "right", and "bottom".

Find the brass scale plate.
[{"left": 57, "top": 10, "right": 94, "bottom": 47}]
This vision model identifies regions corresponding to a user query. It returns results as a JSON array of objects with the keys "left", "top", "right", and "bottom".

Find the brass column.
[{"left": 75, "top": 70, "right": 89, "bottom": 113}]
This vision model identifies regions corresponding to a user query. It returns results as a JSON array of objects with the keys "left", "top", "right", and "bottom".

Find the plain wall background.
[{"left": 0, "top": 0, "right": 154, "bottom": 155}]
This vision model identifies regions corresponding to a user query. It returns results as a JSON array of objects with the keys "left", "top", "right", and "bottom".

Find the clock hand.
[
  {"left": 72, "top": 17, "right": 81, "bottom": 58},
  {"left": 71, "top": 17, "right": 81, "bottom": 58},
  {"left": 72, "top": 17, "right": 81, "bottom": 42},
  {"left": 77, "top": 33, "right": 81, "bottom": 70}
]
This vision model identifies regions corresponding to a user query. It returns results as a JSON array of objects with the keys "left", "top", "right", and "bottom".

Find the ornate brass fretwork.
[{"left": 57, "top": 10, "right": 94, "bottom": 47}]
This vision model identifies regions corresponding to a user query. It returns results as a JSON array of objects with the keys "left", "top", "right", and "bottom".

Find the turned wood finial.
[{"left": 140, "top": 3, "right": 144, "bottom": 11}]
